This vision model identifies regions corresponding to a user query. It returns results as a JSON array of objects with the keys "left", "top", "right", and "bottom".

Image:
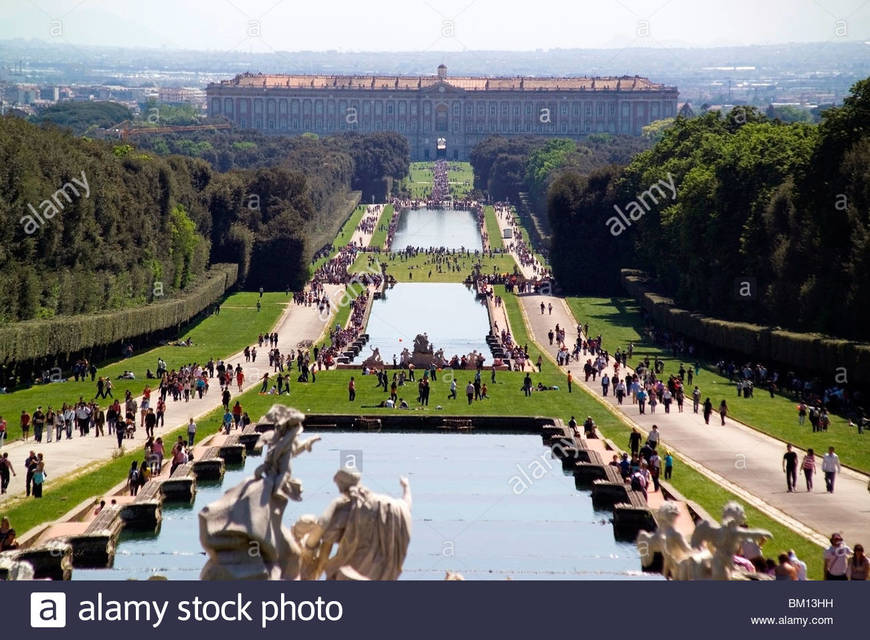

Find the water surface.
[
  {"left": 73, "top": 433, "right": 658, "bottom": 581},
  {"left": 391, "top": 208, "right": 482, "bottom": 252},
  {"left": 355, "top": 283, "right": 490, "bottom": 364}
]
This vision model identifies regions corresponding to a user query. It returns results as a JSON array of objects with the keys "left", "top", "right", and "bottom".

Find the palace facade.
[{"left": 206, "top": 66, "right": 678, "bottom": 160}]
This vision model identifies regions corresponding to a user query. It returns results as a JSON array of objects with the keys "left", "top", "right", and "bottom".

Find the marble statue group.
[
  {"left": 199, "top": 404, "right": 412, "bottom": 580},
  {"left": 637, "top": 501, "right": 772, "bottom": 580}
]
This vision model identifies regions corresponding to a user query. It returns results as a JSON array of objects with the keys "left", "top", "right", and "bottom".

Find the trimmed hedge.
[
  {"left": 621, "top": 269, "right": 870, "bottom": 383},
  {"left": 0, "top": 264, "right": 238, "bottom": 364}
]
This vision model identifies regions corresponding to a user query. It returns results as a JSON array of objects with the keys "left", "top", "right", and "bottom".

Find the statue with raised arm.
[
  {"left": 361, "top": 346, "right": 384, "bottom": 369},
  {"left": 637, "top": 501, "right": 701, "bottom": 579},
  {"left": 688, "top": 501, "right": 772, "bottom": 580},
  {"left": 198, "top": 404, "right": 320, "bottom": 580},
  {"left": 294, "top": 470, "right": 412, "bottom": 580}
]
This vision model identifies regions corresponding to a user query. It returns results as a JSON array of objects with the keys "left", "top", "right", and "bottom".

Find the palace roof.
[{"left": 210, "top": 71, "right": 674, "bottom": 93}]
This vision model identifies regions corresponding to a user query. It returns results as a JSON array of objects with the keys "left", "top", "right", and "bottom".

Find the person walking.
[
  {"left": 31, "top": 458, "right": 46, "bottom": 498},
  {"left": 23, "top": 451, "right": 37, "bottom": 497},
  {"left": 127, "top": 461, "right": 140, "bottom": 497},
  {"left": 821, "top": 446, "right": 841, "bottom": 493},
  {"left": 848, "top": 544, "right": 869, "bottom": 580},
  {"left": 0, "top": 452, "right": 15, "bottom": 494},
  {"left": 703, "top": 398, "right": 713, "bottom": 424},
  {"left": 718, "top": 399, "right": 728, "bottom": 425},
  {"left": 782, "top": 443, "right": 798, "bottom": 492},
  {"left": 629, "top": 428, "right": 642, "bottom": 456},
  {"left": 448, "top": 379, "right": 457, "bottom": 400},
  {"left": 567, "top": 370, "right": 573, "bottom": 393},
  {"left": 348, "top": 377, "right": 356, "bottom": 402},
  {"left": 823, "top": 533, "right": 851, "bottom": 580},
  {"left": 20, "top": 410, "right": 30, "bottom": 441},
  {"left": 663, "top": 451, "right": 674, "bottom": 480},
  {"left": 801, "top": 448, "right": 816, "bottom": 492},
  {"left": 187, "top": 418, "right": 197, "bottom": 447},
  {"left": 466, "top": 381, "right": 475, "bottom": 405},
  {"left": 692, "top": 386, "right": 701, "bottom": 413}
]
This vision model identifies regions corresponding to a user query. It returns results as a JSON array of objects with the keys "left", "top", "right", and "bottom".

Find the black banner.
[{"left": 3, "top": 581, "right": 862, "bottom": 637}]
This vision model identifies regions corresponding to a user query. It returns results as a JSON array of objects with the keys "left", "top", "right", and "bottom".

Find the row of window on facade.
[
  {"left": 210, "top": 96, "right": 672, "bottom": 119},
  {"left": 230, "top": 116, "right": 643, "bottom": 135}
]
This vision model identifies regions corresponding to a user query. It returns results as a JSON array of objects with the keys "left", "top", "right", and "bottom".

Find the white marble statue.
[
  {"left": 198, "top": 405, "right": 320, "bottom": 580},
  {"left": 294, "top": 469, "right": 412, "bottom": 580},
  {"left": 638, "top": 500, "right": 772, "bottom": 581},
  {"left": 637, "top": 502, "right": 698, "bottom": 580}
]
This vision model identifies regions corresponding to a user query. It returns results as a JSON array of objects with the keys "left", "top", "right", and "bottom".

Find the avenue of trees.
[
  {"left": 0, "top": 115, "right": 410, "bottom": 325},
  {"left": 546, "top": 78, "right": 870, "bottom": 341}
]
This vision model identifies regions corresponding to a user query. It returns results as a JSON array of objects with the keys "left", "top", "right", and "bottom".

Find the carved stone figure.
[
  {"left": 294, "top": 470, "right": 412, "bottom": 580},
  {"left": 413, "top": 333, "right": 433, "bottom": 354},
  {"left": 638, "top": 500, "right": 772, "bottom": 581},
  {"left": 361, "top": 346, "right": 384, "bottom": 369},
  {"left": 0, "top": 554, "right": 34, "bottom": 580},
  {"left": 433, "top": 348, "right": 447, "bottom": 367},
  {"left": 637, "top": 502, "right": 697, "bottom": 579},
  {"left": 198, "top": 405, "right": 320, "bottom": 580},
  {"left": 400, "top": 347, "right": 412, "bottom": 366},
  {"left": 690, "top": 501, "right": 772, "bottom": 580}
]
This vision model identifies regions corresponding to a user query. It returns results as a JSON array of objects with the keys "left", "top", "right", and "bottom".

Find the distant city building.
[
  {"left": 206, "top": 66, "right": 679, "bottom": 160},
  {"left": 158, "top": 86, "right": 206, "bottom": 105}
]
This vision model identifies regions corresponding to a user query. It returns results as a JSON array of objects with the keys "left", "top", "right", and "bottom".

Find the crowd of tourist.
[{"left": 494, "top": 204, "right": 549, "bottom": 279}]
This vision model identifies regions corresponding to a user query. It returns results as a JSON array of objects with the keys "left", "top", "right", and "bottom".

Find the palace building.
[{"left": 206, "top": 65, "right": 678, "bottom": 161}]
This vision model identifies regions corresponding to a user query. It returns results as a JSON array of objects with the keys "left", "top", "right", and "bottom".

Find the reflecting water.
[
  {"left": 355, "top": 283, "right": 489, "bottom": 364},
  {"left": 73, "top": 433, "right": 658, "bottom": 581},
  {"left": 391, "top": 208, "right": 482, "bottom": 252}
]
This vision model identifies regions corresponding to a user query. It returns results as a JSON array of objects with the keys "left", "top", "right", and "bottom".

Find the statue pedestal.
[{"left": 411, "top": 353, "right": 434, "bottom": 369}]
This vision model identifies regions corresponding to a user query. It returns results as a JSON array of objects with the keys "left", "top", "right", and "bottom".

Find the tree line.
[
  {"left": 0, "top": 115, "right": 409, "bottom": 324},
  {"left": 546, "top": 78, "right": 870, "bottom": 341}
]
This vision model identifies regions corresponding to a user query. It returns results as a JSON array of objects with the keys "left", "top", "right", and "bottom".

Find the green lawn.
[
  {"left": 447, "top": 161, "right": 473, "bottom": 199},
  {"left": 0, "top": 292, "right": 287, "bottom": 439},
  {"left": 484, "top": 205, "right": 504, "bottom": 250},
  {"left": 368, "top": 204, "right": 394, "bottom": 249},
  {"left": 401, "top": 162, "right": 433, "bottom": 199},
  {"left": 566, "top": 296, "right": 869, "bottom": 473},
  {"left": 351, "top": 252, "right": 518, "bottom": 284}
]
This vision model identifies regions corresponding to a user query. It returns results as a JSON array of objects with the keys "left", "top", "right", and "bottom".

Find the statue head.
[
  {"left": 721, "top": 501, "right": 747, "bottom": 526},
  {"left": 334, "top": 468, "right": 362, "bottom": 493},
  {"left": 656, "top": 501, "right": 681, "bottom": 526}
]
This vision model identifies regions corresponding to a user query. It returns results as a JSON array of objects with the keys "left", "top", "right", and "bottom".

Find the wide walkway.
[
  {"left": 519, "top": 293, "right": 870, "bottom": 545},
  {"left": 1, "top": 206, "right": 384, "bottom": 505}
]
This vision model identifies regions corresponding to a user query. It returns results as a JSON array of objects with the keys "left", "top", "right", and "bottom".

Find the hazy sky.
[{"left": 0, "top": 0, "right": 867, "bottom": 51}]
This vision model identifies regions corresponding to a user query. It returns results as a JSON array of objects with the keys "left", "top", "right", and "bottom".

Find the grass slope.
[
  {"left": 368, "top": 204, "right": 394, "bottom": 249},
  {"left": 0, "top": 292, "right": 287, "bottom": 439},
  {"left": 351, "top": 252, "right": 517, "bottom": 284},
  {"left": 484, "top": 205, "right": 504, "bottom": 250}
]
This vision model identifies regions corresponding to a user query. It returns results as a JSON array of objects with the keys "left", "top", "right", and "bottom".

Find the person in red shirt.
[
  {"left": 232, "top": 401, "right": 243, "bottom": 429},
  {"left": 236, "top": 369, "right": 245, "bottom": 392},
  {"left": 20, "top": 410, "right": 30, "bottom": 441}
]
